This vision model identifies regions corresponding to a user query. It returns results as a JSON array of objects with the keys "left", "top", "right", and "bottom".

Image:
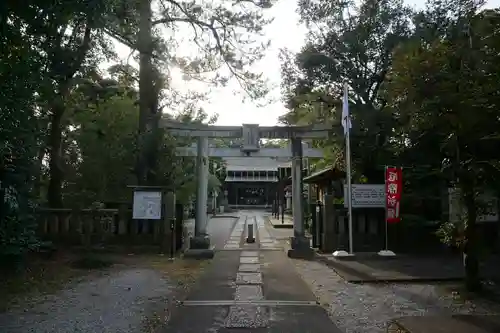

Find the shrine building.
[{"left": 223, "top": 157, "right": 291, "bottom": 209}]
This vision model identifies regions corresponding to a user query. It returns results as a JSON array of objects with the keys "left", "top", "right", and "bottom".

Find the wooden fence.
[{"left": 37, "top": 207, "right": 181, "bottom": 252}]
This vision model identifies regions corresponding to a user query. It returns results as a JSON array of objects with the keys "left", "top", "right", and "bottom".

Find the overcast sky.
[{"left": 111, "top": 0, "right": 500, "bottom": 126}]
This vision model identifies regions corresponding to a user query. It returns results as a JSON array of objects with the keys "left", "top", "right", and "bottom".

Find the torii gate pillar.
[
  {"left": 289, "top": 138, "right": 315, "bottom": 259},
  {"left": 190, "top": 136, "right": 211, "bottom": 251}
]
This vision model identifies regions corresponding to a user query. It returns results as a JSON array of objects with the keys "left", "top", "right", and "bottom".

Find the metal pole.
[
  {"left": 384, "top": 166, "right": 389, "bottom": 251},
  {"left": 281, "top": 174, "right": 285, "bottom": 224},
  {"left": 344, "top": 83, "right": 354, "bottom": 254},
  {"left": 170, "top": 217, "right": 175, "bottom": 258}
]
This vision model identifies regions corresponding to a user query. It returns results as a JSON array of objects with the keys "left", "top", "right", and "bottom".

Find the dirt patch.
[
  {"left": 437, "top": 280, "right": 500, "bottom": 307},
  {"left": 0, "top": 252, "right": 211, "bottom": 333},
  {"left": 0, "top": 252, "right": 209, "bottom": 315},
  {"left": 0, "top": 252, "right": 111, "bottom": 312},
  {"left": 133, "top": 256, "right": 211, "bottom": 333}
]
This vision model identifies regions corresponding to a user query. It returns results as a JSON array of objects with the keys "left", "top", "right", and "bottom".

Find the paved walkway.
[{"left": 166, "top": 211, "right": 342, "bottom": 332}]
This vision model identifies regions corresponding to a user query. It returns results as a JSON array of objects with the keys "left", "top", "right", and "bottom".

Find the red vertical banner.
[{"left": 385, "top": 167, "right": 402, "bottom": 223}]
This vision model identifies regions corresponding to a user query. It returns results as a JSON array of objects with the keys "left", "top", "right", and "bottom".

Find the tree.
[
  {"left": 281, "top": 0, "right": 412, "bottom": 180},
  {"left": 106, "top": 0, "right": 275, "bottom": 186},
  {"left": 0, "top": 0, "right": 274, "bottom": 260},
  {"left": 385, "top": 1, "right": 500, "bottom": 291},
  {"left": 0, "top": 4, "right": 46, "bottom": 260},
  {"left": 62, "top": 68, "right": 219, "bottom": 206},
  {"left": 4, "top": 1, "right": 125, "bottom": 208},
  {"left": 64, "top": 75, "right": 139, "bottom": 205}
]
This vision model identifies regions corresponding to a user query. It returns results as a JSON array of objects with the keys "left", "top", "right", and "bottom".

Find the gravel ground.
[
  {"left": 0, "top": 268, "right": 178, "bottom": 333},
  {"left": 292, "top": 259, "right": 500, "bottom": 333}
]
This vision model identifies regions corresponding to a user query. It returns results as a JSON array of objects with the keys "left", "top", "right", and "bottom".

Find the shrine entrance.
[{"left": 161, "top": 120, "right": 332, "bottom": 258}]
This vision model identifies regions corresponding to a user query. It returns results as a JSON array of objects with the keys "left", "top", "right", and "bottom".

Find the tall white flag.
[{"left": 341, "top": 82, "right": 352, "bottom": 135}]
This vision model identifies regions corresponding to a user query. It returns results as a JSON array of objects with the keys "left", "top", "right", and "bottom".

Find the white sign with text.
[
  {"left": 344, "top": 184, "right": 385, "bottom": 208},
  {"left": 133, "top": 191, "right": 162, "bottom": 220}
]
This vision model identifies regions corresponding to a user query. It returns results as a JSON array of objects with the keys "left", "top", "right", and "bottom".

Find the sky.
[{"left": 111, "top": 0, "right": 500, "bottom": 127}]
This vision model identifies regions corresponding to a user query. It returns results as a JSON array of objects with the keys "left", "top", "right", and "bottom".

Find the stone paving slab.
[
  {"left": 239, "top": 263, "right": 261, "bottom": 272},
  {"left": 235, "top": 285, "right": 263, "bottom": 301},
  {"left": 208, "top": 216, "right": 240, "bottom": 249},
  {"left": 186, "top": 251, "right": 240, "bottom": 301},
  {"left": 240, "top": 257, "right": 259, "bottom": 264},
  {"left": 236, "top": 272, "right": 263, "bottom": 285},
  {"left": 164, "top": 305, "right": 342, "bottom": 333},
  {"left": 224, "top": 305, "right": 268, "bottom": 328},
  {"left": 218, "top": 328, "right": 269, "bottom": 333},
  {"left": 316, "top": 254, "right": 500, "bottom": 283},
  {"left": 163, "top": 305, "right": 228, "bottom": 333},
  {"left": 241, "top": 251, "right": 259, "bottom": 257},
  {"left": 267, "top": 305, "right": 343, "bottom": 333},
  {"left": 260, "top": 251, "right": 316, "bottom": 302}
]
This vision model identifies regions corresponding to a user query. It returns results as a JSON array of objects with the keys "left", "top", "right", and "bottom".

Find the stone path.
[
  {"left": 165, "top": 211, "right": 342, "bottom": 332},
  {"left": 255, "top": 215, "right": 280, "bottom": 250}
]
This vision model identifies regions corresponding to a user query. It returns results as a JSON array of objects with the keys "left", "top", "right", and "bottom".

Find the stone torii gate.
[{"left": 162, "top": 120, "right": 331, "bottom": 258}]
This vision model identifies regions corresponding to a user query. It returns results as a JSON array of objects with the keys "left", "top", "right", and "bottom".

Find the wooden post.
[
  {"left": 117, "top": 204, "right": 128, "bottom": 235},
  {"left": 321, "top": 194, "right": 337, "bottom": 252},
  {"left": 162, "top": 192, "right": 176, "bottom": 255}
]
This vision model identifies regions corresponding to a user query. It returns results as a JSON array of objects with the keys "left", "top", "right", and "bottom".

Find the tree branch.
[
  {"left": 67, "top": 24, "right": 92, "bottom": 81},
  {"left": 153, "top": 0, "right": 260, "bottom": 97}
]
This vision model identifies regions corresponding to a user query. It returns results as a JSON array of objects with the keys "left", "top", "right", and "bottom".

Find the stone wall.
[{"left": 36, "top": 206, "right": 184, "bottom": 253}]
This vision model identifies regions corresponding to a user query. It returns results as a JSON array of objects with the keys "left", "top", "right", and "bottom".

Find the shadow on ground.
[{"left": 316, "top": 253, "right": 500, "bottom": 284}]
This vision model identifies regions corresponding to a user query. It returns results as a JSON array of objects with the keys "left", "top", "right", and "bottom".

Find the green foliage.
[
  {"left": 1, "top": 0, "right": 274, "bottom": 260},
  {"left": 437, "top": 220, "right": 465, "bottom": 248},
  {"left": 0, "top": 7, "right": 44, "bottom": 258},
  {"left": 281, "top": 0, "right": 412, "bottom": 182},
  {"left": 65, "top": 87, "right": 140, "bottom": 205},
  {"left": 281, "top": 0, "right": 500, "bottom": 290}
]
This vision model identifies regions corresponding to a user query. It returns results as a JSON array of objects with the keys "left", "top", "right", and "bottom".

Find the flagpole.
[
  {"left": 344, "top": 82, "right": 354, "bottom": 254},
  {"left": 384, "top": 165, "right": 389, "bottom": 251}
]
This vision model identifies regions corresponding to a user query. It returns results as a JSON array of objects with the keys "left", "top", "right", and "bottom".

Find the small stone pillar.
[{"left": 286, "top": 193, "right": 292, "bottom": 210}]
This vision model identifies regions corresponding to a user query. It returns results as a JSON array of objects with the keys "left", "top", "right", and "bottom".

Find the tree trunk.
[
  {"left": 33, "top": 143, "right": 46, "bottom": 201},
  {"left": 136, "top": 0, "right": 157, "bottom": 186},
  {"left": 461, "top": 175, "right": 481, "bottom": 292},
  {"left": 47, "top": 106, "right": 64, "bottom": 208}
]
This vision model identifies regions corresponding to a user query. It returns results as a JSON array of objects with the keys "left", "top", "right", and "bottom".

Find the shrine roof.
[
  {"left": 224, "top": 157, "right": 290, "bottom": 172},
  {"left": 303, "top": 166, "right": 344, "bottom": 184}
]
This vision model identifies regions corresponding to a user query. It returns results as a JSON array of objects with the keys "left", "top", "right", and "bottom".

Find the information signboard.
[
  {"left": 343, "top": 184, "right": 385, "bottom": 208},
  {"left": 132, "top": 190, "right": 162, "bottom": 220}
]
